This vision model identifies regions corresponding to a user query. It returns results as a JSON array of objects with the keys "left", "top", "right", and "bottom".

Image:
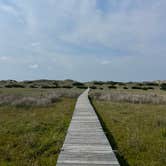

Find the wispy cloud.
[
  {"left": 0, "top": 0, "right": 166, "bottom": 81},
  {"left": 29, "top": 64, "right": 39, "bottom": 69},
  {"left": 31, "top": 42, "right": 40, "bottom": 47},
  {"left": 0, "top": 3, "right": 18, "bottom": 16},
  {"left": 0, "top": 56, "right": 11, "bottom": 61},
  {"left": 100, "top": 60, "right": 111, "bottom": 65}
]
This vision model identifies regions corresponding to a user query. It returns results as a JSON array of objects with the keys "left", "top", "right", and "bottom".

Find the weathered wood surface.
[{"left": 56, "top": 89, "right": 120, "bottom": 166}]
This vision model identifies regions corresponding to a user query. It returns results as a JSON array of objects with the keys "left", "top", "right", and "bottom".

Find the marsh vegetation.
[
  {"left": 92, "top": 100, "right": 166, "bottom": 166},
  {"left": 0, "top": 79, "right": 166, "bottom": 166}
]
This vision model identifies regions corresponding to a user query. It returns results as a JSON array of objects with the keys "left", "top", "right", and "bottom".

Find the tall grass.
[
  {"left": 90, "top": 91, "right": 166, "bottom": 104},
  {"left": 0, "top": 88, "right": 82, "bottom": 106}
]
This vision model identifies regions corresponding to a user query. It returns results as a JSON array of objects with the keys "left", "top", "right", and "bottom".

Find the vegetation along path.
[{"left": 56, "top": 89, "right": 120, "bottom": 166}]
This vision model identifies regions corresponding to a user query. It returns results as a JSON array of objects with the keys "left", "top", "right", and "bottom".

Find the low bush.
[
  {"left": 29, "top": 84, "right": 39, "bottom": 88},
  {"left": 160, "top": 83, "right": 166, "bottom": 90},
  {"left": 117, "top": 82, "right": 125, "bottom": 85},
  {"left": 142, "top": 87, "right": 148, "bottom": 90},
  {"left": 106, "top": 81, "right": 118, "bottom": 85},
  {"left": 93, "top": 81, "right": 104, "bottom": 85},
  {"left": 90, "top": 86, "right": 97, "bottom": 89},
  {"left": 143, "top": 82, "right": 159, "bottom": 86},
  {"left": 41, "top": 85, "right": 57, "bottom": 89},
  {"left": 108, "top": 85, "right": 117, "bottom": 89},
  {"left": 131, "top": 86, "right": 142, "bottom": 90},
  {"left": 61, "top": 86, "right": 73, "bottom": 89},
  {"left": 142, "top": 87, "right": 154, "bottom": 90},
  {"left": 5, "top": 84, "right": 25, "bottom": 88},
  {"left": 72, "top": 82, "right": 84, "bottom": 86},
  {"left": 76, "top": 86, "right": 88, "bottom": 89}
]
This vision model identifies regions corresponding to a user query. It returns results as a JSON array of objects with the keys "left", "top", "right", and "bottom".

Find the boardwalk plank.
[{"left": 56, "top": 89, "right": 120, "bottom": 166}]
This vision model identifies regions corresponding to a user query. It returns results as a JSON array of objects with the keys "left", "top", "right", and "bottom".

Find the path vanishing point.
[{"left": 56, "top": 88, "right": 120, "bottom": 166}]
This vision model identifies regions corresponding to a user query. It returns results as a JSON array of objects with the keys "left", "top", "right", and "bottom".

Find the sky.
[{"left": 0, "top": 0, "right": 166, "bottom": 82}]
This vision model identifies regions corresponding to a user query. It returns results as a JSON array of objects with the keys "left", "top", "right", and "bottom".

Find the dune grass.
[
  {"left": 92, "top": 100, "right": 166, "bottom": 166},
  {"left": 0, "top": 98, "right": 76, "bottom": 166}
]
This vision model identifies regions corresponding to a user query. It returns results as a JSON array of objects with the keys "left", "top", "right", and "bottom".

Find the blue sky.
[{"left": 0, "top": 0, "right": 166, "bottom": 81}]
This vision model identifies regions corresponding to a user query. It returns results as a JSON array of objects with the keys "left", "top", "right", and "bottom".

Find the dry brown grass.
[
  {"left": 0, "top": 88, "right": 83, "bottom": 106},
  {"left": 90, "top": 90, "right": 166, "bottom": 104}
]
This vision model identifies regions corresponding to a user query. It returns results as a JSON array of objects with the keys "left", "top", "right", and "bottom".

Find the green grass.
[
  {"left": 93, "top": 100, "right": 166, "bottom": 166},
  {"left": 0, "top": 98, "right": 76, "bottom": 166}
]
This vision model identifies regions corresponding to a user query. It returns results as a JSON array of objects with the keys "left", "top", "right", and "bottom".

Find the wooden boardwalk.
[{"left": 56, "top": 89, "right": 120, "bottom": 166}]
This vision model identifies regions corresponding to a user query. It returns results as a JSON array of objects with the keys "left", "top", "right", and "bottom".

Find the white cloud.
[
  {"left": 0, "top": 3, "right": 18, "bottom": 16},
  {"left": 0, "top": 56, "right": 11, "bottom": 61},
  {"left": 100, "top": 60, "right": 111, "bottom": 65},
  {"left": 31, "top": 42, "right": 40, "bottom": 47},
  {"left": 29, "top": 64, "right": 39, "bottom": 69}
]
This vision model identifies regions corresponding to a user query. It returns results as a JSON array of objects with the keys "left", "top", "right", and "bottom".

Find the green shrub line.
[{"left": 1, "top": 80, "right": 166, "bottom": 92}]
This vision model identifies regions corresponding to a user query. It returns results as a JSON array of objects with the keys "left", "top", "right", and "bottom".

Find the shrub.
[
  {"left": 93, "top": 81, "right": 104, "bottom": 85},
  {"left": 61, "top": 86, "right": 73, "bottom": 89},
  {"left": 136, "top": 83, "right": 144, "bottom": 86},
  {"left": 123, "top": 87, "right": 128, "bottom": 89},
  {"left": 141, "top": 87, "right": 149, "bottom": 90},
  {"left": 145, "top": 87, "right": 154, "bottom": 90},
  {"left": 117, "top": 82, "right": 125, "bottom": 86},
  {"left": 133, "top": 86, "right": 141, "bottom": 89},
  {"left": 41, "top": 85, "right": 57, "bottom": 89},
  {"left": 29, "top": 84, "right": 39, "bottom": 88},
  {"left": 143, "top": 82, "right": 159, "bottom": 86},
  {"left": 5, "top": 84, "right": 25, "bottom": 88},
  {"left": 90, "top": 86, "right": 97, "bottom": 89},
  {"left": 72, "top": 82, "right": 84, "bottom": 86},
  {"left": 106, "top": 81, "right": 118, "bottom": 85},
  {"left": 108, "top": 85, "right": 117, "bottom": 89},
  {"left": 77, "top": 86, "right": 87, "bottom": 89},
  {"left": 160, "top": 83, "right": 166, "bottom": 90}
]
